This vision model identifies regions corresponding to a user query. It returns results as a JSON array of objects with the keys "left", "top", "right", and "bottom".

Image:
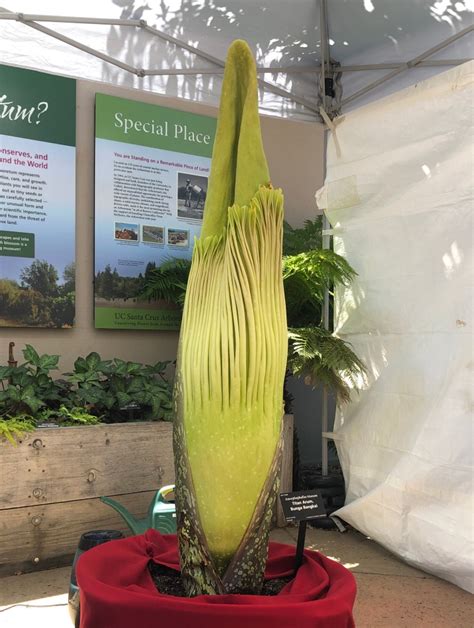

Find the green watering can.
[{"left": 100, "top": 484, "right": 177, "bottom": 535}]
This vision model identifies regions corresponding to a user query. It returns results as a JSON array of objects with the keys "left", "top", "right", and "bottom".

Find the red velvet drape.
[{"left": 77, "top": 530, "right": 356, "bottom": 628}]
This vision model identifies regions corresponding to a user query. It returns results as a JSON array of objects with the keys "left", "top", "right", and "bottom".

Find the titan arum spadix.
[{"left": 173, "top": 39, "right": 287, "bottom": 596}]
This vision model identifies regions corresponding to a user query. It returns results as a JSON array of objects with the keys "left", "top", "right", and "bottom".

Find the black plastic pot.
[{"left": 68, "top": 530, "right": 124, "bottom": 627}]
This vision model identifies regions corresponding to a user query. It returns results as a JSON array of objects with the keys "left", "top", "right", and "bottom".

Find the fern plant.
[
  {"left": 0, "top": 414, "right": 36, "bottom": 445},
  {"left": 283, "top": 236, "right": 366, "bottom": 400},
  {"left": 283, "top": 217, "right": 322, "bottom": 255},
  {"left": 283, "top": 248, "right": 356, "bottom": 326},
  {"left": 288, "top": 327, "right": 366, "bottom": 403},
  {"left": 140, "top": 258, "right": 191, "bottom": 306}
]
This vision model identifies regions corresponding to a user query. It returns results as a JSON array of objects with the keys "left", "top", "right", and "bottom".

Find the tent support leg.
[
  {"left": 321, "top": 208, "right": 331, "bottom": 476},
  {"left": 320, "top": 0, "right": 332, "bottom": 476}
]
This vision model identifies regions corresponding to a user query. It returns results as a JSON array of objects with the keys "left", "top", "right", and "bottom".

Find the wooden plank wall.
[
  {"left": 0, "top": 491, "right": 156, "bottom": 576},
  {"left": 0, "top": 422, "right": 174, "bottom": 509},
  {"left": 0, "top": 417, "right": 293, "bottom": 576},
  {"left": 0, "top": 422, "right": 174, "bottom": 576}
]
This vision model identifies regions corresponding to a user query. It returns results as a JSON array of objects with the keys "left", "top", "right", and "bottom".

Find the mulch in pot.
[{"left": 149, "top": 562, "right": 292, "bottom": 597}]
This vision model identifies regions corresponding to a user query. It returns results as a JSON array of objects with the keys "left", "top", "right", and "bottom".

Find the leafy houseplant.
[
  {"left": 0, "top": 344, "right": 173, "bottom": 444},
  {"left": 173, "top": 40, "right": 288, "bottom": 596},
  {"left": 64, "top": 352, "right": 173, "bottom": 423},
  {"left": 282, "top": 231, "right": 366, "bottom": 402}
]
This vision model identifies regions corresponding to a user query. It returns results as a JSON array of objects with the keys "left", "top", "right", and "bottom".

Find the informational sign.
[
  {"left": 279, "top": 490, "right": 327, "bottom": 522},
  {"left": 94, "top": 93, "right": 216, "bottom": 330},
  {"left": 0, "top": 64, "right": 76, "bottom": 328}
]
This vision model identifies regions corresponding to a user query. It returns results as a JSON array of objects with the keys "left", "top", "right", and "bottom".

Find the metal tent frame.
[
  {"left": 0, "top": 2, "right": 471, "bottom": 474},
  {"left": 0, "top": 6, "right": 471, "bottom": 120}
]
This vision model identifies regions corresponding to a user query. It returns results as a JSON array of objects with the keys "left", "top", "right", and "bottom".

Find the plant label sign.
[{"left": 279, "top": 490, "right": 326, "bottom": 523}]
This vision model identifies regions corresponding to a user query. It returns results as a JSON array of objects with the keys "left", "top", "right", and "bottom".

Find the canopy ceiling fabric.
[{"left": 0, "top": 0, "right": 472, "bottom": 120}]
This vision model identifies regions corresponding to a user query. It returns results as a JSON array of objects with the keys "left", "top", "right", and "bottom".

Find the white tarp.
[{"left": 318, "top": 61, "right": 474, "bottom": 592}]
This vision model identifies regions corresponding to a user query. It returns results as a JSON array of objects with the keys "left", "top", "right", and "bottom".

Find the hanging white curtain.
[{"left": 317, "top": 61, "right": 474, "bottom": 593}]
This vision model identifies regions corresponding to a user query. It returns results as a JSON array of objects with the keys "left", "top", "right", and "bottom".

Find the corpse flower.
[{"left": 173, "top": 39, "right": 288, "bottom": 595}]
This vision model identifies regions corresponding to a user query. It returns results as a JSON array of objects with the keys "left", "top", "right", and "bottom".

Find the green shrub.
[{"left": 0, "top": 345, "right": 174, "bottom": 444}]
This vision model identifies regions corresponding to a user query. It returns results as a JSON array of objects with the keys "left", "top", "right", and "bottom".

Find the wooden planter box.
[{"left": 0, "top": 416, "right": 293, "bottom": 577}]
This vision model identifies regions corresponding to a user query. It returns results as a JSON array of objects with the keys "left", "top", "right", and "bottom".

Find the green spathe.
[{"left": 174, "top": 40, "right": 287, "bottom": 596}]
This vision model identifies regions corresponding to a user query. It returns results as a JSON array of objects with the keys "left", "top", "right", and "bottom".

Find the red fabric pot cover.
[{"left": 77, "top": 530, "right": 356, "bottom": 628}]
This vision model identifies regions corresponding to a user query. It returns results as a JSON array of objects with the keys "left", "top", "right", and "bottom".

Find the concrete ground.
[{"left": 0, "top": 527, "right": 472, "bottom": 627}]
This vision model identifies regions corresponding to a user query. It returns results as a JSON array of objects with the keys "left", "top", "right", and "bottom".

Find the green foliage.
[
  {"left": 95, "top": 264, "right": 146, "bottom": 301},
  {"left": 20, "top": 259, "right": 59, "bottom": 297},
  {"left": 62, "top": 262, "right": 76, "bottom": 293},
  {"left": 282, "top": 223, "right": 365, "bottom": 402},
  {"left": 0, "top": 280, "right": 49, "bottom": 325},
  {"left": 0, "top": 258, "right": 75, "bottom": 327},
  {"left": 0, "top": 346, "right": 174, "bottom": 445},
  {"left": 40, "top": 405, "right": 101, "bottom": 426},
  {"left": 140, "top": 258, "right": 192, "bottom": 305},
  {"left": 283, "top": 249, "right": 357, "bottom": 327},
  {"left": 283, "top": 217, "right": 323, "bottom": 255},
  {"left": 0, "top": 345, "right": 61, "bottom": 417},
  {"left": 65, "top": 353, "right": 174, "bottom": 422},
  {"left": 0, "top": 279, "right": 20, "bottom": 312},
  {"left": 288, "top": 327, "right": 367, "bottom": 403},
  {"left": 50, "top": 293, "right": 75, "bottom": 327},
  {"left": 0, "top": 414, "right": 36, "bottom": 445}
]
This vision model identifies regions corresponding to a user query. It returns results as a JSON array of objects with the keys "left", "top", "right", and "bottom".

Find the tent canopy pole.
[
  {"left": 19, "top": 18, "right": 139, "bottom": 75},
  {"left": 342, "top": 24, "right": 473, "bottom": 106},
  {"left": 319, "top": 0, "right": 331, "bottom": 478},
  {"left": 0, "top": 11, "right": 320, "bottom": 114},
  {"left": 0, "top": 12, "right": 470, "bottom": 113}
]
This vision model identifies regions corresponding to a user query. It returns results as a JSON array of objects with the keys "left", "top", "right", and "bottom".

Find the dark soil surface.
[{"left": 148, "top": 563, "right": 292, "bottom": 597}]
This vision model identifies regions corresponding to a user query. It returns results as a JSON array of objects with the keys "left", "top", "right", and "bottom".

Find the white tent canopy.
[{"left": 0, "top": 1, "right": 472, "bottom": 120}]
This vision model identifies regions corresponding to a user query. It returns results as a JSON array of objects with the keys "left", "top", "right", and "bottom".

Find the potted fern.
[{"left": 76, "top": 40, "right": 357, "bottom": 627}]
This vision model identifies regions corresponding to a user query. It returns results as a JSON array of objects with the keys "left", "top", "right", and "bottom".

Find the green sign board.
[
  {"left": 0, "top": 64, "right": 76, "bottom": 328},
  {"left": 94, "top": 93, "right": 216, "bottom": 330},
  {"left": 0, "top": 230, "right": 34, "bottom": 257},
  {"left": 0, "top": 64, "right": 76, "bottom": 146},
  {"left": 96, "top": 93, "right": 215, "bottom": 158}
]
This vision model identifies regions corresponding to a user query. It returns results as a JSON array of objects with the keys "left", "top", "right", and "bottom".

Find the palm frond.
[
  {"left": 140, "top": 258, "right": 191, "bottom": 306},
  {"left": 283, "top": 249, "right": 356, "bottom": 290},
  {"left": 288, "top": 326, "right": 367, "bottom": 403},
  {"left": 283, "top": 249, "right": 357, "bottom": 328}
]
